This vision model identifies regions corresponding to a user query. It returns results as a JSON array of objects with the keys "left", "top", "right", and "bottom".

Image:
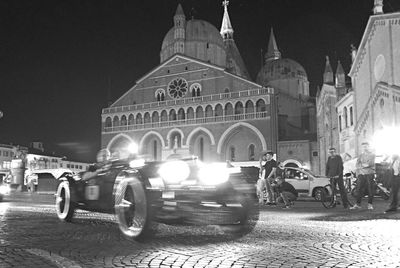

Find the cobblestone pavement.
[{"left": 0, "top": 193, "right": 400, "bottom": 268}]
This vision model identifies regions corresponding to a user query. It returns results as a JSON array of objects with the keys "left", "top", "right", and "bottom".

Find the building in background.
[
  {"left": 316, "top": 56, "right": 353, "bottom": 175},
  {"left": 0, "top": 141, "right": 89, "bottom": 190},
  {"left": 317, "top": 0, "right": 399, "bottom": 173},
  {"left": 256, "top": 28, "right": 318, "bottom": 170},
  {"left": 101, "top": 2, "right": 319, "bottom": 171},
  {"left": 349, "top": 0, "right": 400, "bottom": 156},
  {"left": 101, "top": 2, "right": 278, "bottom": 166}
]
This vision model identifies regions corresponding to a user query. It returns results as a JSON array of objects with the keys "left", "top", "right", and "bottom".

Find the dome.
[
  {"left": 256, "top": 58, "right": 308, "bottom": 85},
  {"left": 160, "top": 19, "right": 226, "bottom": 65},
  {"left": 162, "top": 19, "right": 225, "bottom": 50}
]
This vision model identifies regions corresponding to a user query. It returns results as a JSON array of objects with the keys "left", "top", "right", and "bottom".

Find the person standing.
[
  {"left": 385, "top": 154, "right": 400, "bottom": 213},
  {"left": 351, "top": 142, "right": 376, "bottom": 210},
  {"left": 259, "top": 151, "right": 277, "bottom": 205},
  {"left": 325, "top": 147, "right": 350, "bottom": 208}
]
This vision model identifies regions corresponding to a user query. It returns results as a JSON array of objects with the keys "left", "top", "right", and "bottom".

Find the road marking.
[{"left": 25, "top": 248, "right": 82, "bottom": 268}]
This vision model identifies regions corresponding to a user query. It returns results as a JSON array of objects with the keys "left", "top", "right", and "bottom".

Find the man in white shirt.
[{"left": 385, "top": 154, "right": 400, "bottom": 213}]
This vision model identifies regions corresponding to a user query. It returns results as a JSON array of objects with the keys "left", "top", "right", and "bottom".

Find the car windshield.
[{"left": 302, "top": 168, "right": 319, "bottom": 177}]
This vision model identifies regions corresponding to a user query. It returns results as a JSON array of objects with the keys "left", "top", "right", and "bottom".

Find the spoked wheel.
[
  {"left": 321, "top": 184, "right": 335, "bottom": 208},
  {"left": 55, "top": 181, "right": 75, "bottom": 221},
  {"left": 114, "top": 177, "right": 151, "bottom": 241}
]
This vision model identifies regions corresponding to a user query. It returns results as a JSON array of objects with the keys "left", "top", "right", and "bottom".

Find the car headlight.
[
  {"left": 198, "top": 163, "right": 231, "bottom": 185},
  {"left": 129, "top": 158, "right": 145, "bottom": 168},
  {"left": 158, "top": 160, "right": 190, "bottom": 184},
  {"left": 0, "top": 184, "right": 10, "bottom": 195}
]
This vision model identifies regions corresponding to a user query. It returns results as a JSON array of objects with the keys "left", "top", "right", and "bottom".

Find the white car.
[{"left": 281, "top": 167, "right": 330, "bottom": 201}]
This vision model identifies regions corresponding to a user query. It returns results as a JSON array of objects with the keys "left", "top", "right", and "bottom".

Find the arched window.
[
  {"left": 161, "top": 110, "right": 168, "bottom": 122},
  {"left": 215, "top": 104, "right": 223, "bottom": 117},
  {"left": 152, "top": 111, "right": 159, "bottom": 123},
  {"left": 155, "top": 88, "right": 165, "bottom": 102},
  {"left": 225, "top": 103, "right": 233, "bottom": 116},
  {"left": 344, "top": 107, "right": 348, "bottom": 127},
  {"left": 196, "top": 106, "right": 204, "bottom": 118},
  {"left": 178, "top": 108, "right": 185, "bottom": 120},
  {"left": 245, "top": 100, "right": 254, "bottom": 114},
  {"left": 248, "top": 144, "right": 255, "bottom": 161},
  {"left": 256, "top": 99, "right": 266, "bottom": 112},
  {"left": 230, "top": 146, "right": 235, "bottom": 161},
  {"left": 144, "top": 112, "right": 151, "bottom": 124},
  {"left": 190, "top": 83, "right": 201, "bottom": 97},
  {"left": 235, "top": 101, "right": 243, "bottom": 114},
  {"left": 339, "top": 115, "right": 342, "bottom": 131},
  {"left": 350, "top": 107, "right": 353, "bottom": 126},
  {"left": 169, "top": 109, "right": 177, "bottom": 121},
  {"left": 128, "top": 114, "right": 135, "bottom": 125},
  {"left": 205, "top": 105, "right": 213, "bottom": 117},
  {"left": 136, "top": 113, "right": 143, "bottom": 124},
  {"left": 105, "top": 117, "right": 112, "bottom": 128},
  {"left": 187, "top": 107, "right": 194, "bottom": 119},
  {"left": 120, "top": 115, "right": 127, "bottom": 126},
  {"left": 113, "top": 116, "right": 120, "bottom": 127}
]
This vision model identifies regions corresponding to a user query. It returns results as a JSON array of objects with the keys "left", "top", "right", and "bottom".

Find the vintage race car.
[{"left": 55, "top": 155, "right": 259, "bottom": 240}]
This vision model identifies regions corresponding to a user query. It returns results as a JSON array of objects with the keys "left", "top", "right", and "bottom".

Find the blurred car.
[
  {"left": 25, "top": 169, "right": 74, "bottom": 193},
  {"left": 55, "top": 153, "right": 259, "bottom": 241},
  {"left": 281, "top": 166, "right": 330, "bottom": 201}
]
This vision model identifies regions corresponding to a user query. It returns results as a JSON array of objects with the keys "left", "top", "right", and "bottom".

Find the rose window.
[{"left": 168, "top": 78, "right": 188, "bottom": 99}]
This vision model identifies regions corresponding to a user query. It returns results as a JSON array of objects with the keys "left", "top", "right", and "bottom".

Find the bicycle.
[{"left": 321, "top": 176, "right": 355, "bottom": 208}]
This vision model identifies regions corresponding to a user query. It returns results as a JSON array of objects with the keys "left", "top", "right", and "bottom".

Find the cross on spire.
[{"left": 222, "top": 0, "right": 229, "bottom": 9}]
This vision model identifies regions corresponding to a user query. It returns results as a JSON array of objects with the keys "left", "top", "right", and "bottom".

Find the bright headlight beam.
[
  {"left": 158, "top": 160, "right": 190, "bottom": 184},
  {"left": 199, "top": 163, "right": 230, "bottom": 185}
]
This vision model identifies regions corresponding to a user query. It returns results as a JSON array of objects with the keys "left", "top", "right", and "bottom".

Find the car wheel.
[
  {"left": 55, "top": 181, "right": 75, "bottom": 222},
  {"left": 313, "top": 187, "right": 324, "bottom": 201},
  {"left": 224, "top": 193, "right": 259, "bottom": 235},
  {"left": 114, "top": 176, "right": 152, "bottom": 241}
]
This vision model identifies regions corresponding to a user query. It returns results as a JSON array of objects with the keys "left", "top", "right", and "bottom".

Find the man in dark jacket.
[
  {"left": 275, "top": 177, "right": 298, "bottom": 209},
  {"left": 326, "top": 147, "right": 350, "bottom": 208}
]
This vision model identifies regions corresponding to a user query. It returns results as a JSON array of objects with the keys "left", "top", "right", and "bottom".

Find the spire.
[
  {"left": 220, "top": 0, "right": 234, "bottom": 40},
  {"left": 335, "top": 60, "right": 345, "bottom": 88},
  {"left": 175, "top": 3, "right": 185, "bottom": 16},
  {"left": 265, "top": 28, "right": 281, "bottom": 62},
  {"left": 373, "top": 0, "right": 383, "bottom": 15},
  {"left": 323, "top": 56, "right": 334, "bottom": 85},
  {"left": 173, "top": 4, "right": 186, "bottom": 54}
]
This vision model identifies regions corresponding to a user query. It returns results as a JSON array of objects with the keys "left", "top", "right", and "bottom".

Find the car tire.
[
  {"left": 223, "top": 193, "right": 259, "bottom": 235},
  {"left": 55, "top": 181, "right": 75, "bottom": 222},
  {"left": 313, "top": 187, "right": 324, "bottom": 201},
  {"left": 114, "top": 176, "right": 152, "bottom": 241}
]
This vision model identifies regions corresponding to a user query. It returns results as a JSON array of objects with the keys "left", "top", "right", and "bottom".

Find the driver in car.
[{"left": 82, "top": 149, "right": 111, "bottom": 181}]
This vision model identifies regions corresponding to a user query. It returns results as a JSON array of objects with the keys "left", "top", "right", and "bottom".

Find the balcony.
[
  {"left": 102, "top": 87, "right": 273, "bottom": 115},
  {"left": 102, "top": 111, "right": 269, "bottom": 133}
]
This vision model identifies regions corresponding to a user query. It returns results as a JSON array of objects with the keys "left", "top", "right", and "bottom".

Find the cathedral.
[{"left": 101, "top": 2, "right": 318, "bottom": 170}]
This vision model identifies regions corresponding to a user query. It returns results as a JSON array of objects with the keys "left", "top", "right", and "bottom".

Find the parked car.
[
  {"left": 55, "top": 152, "right": 259, "bottom": 241},
  {"left": 25, "top": 169, "right": 74, "bottom": 193},
  {"left": 281, "top": 167, "right": 330, "bottom": 201}
]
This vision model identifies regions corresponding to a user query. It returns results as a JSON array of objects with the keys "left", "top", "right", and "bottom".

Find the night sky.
[{"left": 1, "top": 0, "right": 399, "bottom": 162}]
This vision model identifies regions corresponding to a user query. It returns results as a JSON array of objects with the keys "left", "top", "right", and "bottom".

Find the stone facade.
[{"left": 100, "top": 3, "right": 317, "bottom": 171}]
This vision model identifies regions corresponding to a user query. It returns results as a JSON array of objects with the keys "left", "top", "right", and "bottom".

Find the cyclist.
[{"left": 326, "top": 147, "right": 351, "bottom": 209}]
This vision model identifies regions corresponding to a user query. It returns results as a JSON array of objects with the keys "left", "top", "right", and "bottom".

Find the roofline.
[
  {"left": 109, "top": 54, "right": 259, "bottom": 107},
  {"left": 349, "top": 12, "right": 400, "bottom": 77}
]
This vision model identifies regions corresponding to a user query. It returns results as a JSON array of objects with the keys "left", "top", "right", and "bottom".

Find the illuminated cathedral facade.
[{"left": 101, "top": 2, "right": 318, "bottom": 170}]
